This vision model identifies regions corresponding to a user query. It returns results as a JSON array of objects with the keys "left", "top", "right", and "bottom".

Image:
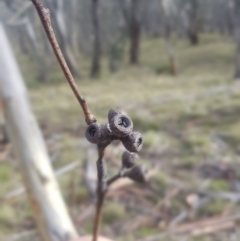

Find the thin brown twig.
[
  {"left": 92, "top": 191, "right": 106, "bottom": 241},
  {"left": 92, "top": 162, "right": 124, "bottom": 241},
  {"left": 31, "top": 3, "right": 144, "bottom": 241},
  {"left": 92, "top": 141, "right": 110, "bottom": 241},
  {"left": 92, "top": 137, "right": 119, "bottom": 241},
  {"left": 31, "top": 0, "right": 96, "bottom": 125},
  {"left": 107, "top": 173, "right": 121, "bottom": 186}
]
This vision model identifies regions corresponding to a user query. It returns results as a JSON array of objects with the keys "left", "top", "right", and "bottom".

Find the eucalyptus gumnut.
[
  {"left": 121, "top": 131, "right": 143, "bottom": 153},
  {"left": 108, "top": 109, "right": 122, "bottom": 123},
  {"left": 121, "top": 151, "right": 137, "bottom": 169},
  {"left": 85, "top": 123, "right": 110, "bottom": 144},
  {"left": 125, "top": 165, "right": 148, "bottom": 183},
  {"left": 109, "top": 113, "right": 133, "bottom": 137}
]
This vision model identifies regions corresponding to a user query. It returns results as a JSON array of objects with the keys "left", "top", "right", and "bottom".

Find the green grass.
[{"left": 1, "top": 33, "right": 240, "bottom": 240}]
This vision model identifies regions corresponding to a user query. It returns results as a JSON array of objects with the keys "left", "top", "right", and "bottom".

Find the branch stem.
[
  {"left": 107, "top": 173, "right": 121, "bottom": 186},
  {"left": 31, "top": 0, "right": 96, "bottom": 125},
  {"left": 92, "top": 141, "right": 111, "bottom": 241},
  {"left": 92, "top": 191, "right": 106, "bottom": 241}
]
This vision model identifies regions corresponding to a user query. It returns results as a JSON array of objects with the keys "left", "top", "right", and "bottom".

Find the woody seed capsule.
[
  {"left": 100, "top": 124, "right": 111, "bottom": 142},
  {"left": 109, "top": 114, "right": 133, "bottom": 137},
  {"left": 108, "top": 109, "right": 122, "bottom": 123},
  {"left": 85, "top": 123, "right": 110, "bottom": 144},
  {"left": 121, "top": 151, "right": 137, "bottom": 169},
  {"left": 121, "top": 131, "right": 143, "bottom": 153},
  {"left": 125, "top": 165, "right": 148, "bottom": 183}
]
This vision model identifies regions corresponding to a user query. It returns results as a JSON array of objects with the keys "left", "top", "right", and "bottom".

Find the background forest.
[{"left": 1, "top": 0, "right": 240, "bottom": 241}]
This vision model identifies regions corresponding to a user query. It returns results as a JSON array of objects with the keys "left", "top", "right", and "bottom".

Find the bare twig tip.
[{"left": 31, "top": 0, "right": 96, "bottom": 126}]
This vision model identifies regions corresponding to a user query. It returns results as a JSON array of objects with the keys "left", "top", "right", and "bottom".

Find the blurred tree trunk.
[
  {"left": 227, "top": 1, "right": 234, "bottom": 35},
  {"left": 165, "top": 30, "right": 178, "bottom": 75},
  {"left": 188, "top": 27, "right": 199, "bottom": 45},
  {"left": 236, "top": 45, "right": 240, "bottom": 78},
  {"left": 17, "top": 27, "right": 31, "bottom": 55},
  {"left": 45, "top": 0, "right": 80, "bottom": 77},
  {"left": 188, "top": 0, "right": 199, "bottom": 46},
  {"left": 117, "top": 0, "right": 142, "bottom": 64},
  {"left": 160, "top": 0, "right": 178, "bottom": 75},
  {"left": 91, "top": 0, "right": 101, "bottom": 78},
  {"left": 4, "top": 1, "right": 48, "bottom": 82},
  {"left": 232, "top": 0, "right": 240, "bottom": 78},
  {"left": 129, "top": 0, "right": 141, "bottom": 64},
  {"left": 68, "top": 0, "right": 81, "bottom": 60},
  {"left": 0, "top": 23, "right": 78, "bottom": 241},
  {"left": 0, "top": 100, "right": 8, "bottom": 144},
  {"left": 21, "top": 18, "right": 48, "bottom": 82},
  {"left": 108, "top": 32, "right": 126, "bottom": 73}
]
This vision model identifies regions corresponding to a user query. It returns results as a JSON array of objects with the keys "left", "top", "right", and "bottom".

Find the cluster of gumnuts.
[{"left": 85, "top": 109, "right": 147, "bottom": 184}]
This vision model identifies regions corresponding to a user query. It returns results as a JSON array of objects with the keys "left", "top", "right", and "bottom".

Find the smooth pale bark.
[{"left": 0, "top": 23, "right": 78, "bottom": 241}]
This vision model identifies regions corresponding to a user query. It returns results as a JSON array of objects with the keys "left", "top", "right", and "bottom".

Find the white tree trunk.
[{"left": 0, "top": 23, "right": 78, "bottom": 241}]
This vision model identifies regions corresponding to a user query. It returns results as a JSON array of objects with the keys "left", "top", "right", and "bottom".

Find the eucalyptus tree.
[
  {"left": 118, "top": 0, "right": 148, "bottom": 64},
  {"left": 0, "top": 21, "right": 78, "bottom": 241}
]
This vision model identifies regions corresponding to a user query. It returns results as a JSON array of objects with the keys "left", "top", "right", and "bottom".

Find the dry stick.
[
  {"left": 92, "top": 141, "right": 110, "bottom": 241},
  {"left": 93, "top": 192, "right": 106, "bottom": 241},
  {"left": 31, "top": 0, "right": 96, "bottom": 125},
  {"left": 31, "top": 2, "right": 113, "bottom": 240},
  {"left": 107, "top": 173, "right": 121, "bottom": 186},
  {"left": 92, "top": 137, "right": 121, "bottom": 241},
  {"left": 29, "top": 2, "right": 120, "bottom": 241}
]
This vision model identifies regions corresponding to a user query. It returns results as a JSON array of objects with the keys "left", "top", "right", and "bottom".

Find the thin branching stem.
[
  {"left": 31, "top": 0, "right": 96, "bottom": 125},
  {"left": 107, "top": 166, "right": 127, "bottom": 186},
  {"left": 92, "top": 141, "right": 110, "bottom": 241},
  {"left": 31, "top": 3, "right": 140, "bottom": 241},
  {"left": 92, "top": 190, "right": 105, "bottom": 241},
  {"left": 107, "top": 173, "right": 121, "bottom": 186}
]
